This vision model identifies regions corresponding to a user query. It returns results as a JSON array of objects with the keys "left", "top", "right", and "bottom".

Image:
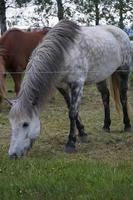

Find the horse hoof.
[
  {"left": 64, "top": 143, "right": 76, "bottom": 153},
  {"left": 124, "top": 127, "right": 132, "bottom": 132},
  {"left": 102, "top": 127, "right": 110, "bottom": 133},
  {"left": 78, "top": 134, "right": 89, "bottom": 143}
]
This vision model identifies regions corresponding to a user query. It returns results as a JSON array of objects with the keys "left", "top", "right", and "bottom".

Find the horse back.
[
  {"left": 63, "top": 25, "right": 131, "bottom": 84},
  {"left": 80, "top": 25, "right": 131, "bottom": 65},
  {"left": 0, "top": 28, "right": 49, "bottom": 71}
]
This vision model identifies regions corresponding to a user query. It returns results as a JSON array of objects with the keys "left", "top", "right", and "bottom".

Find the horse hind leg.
[
  {"left": 117, "top": 67, "right": 132, "bottom": 132},
  {"left": 58, "top": 87, "right": 88, "bottom": 144},
  {"left": 96, "top": 80, "right": 111, "bottom": 132}
]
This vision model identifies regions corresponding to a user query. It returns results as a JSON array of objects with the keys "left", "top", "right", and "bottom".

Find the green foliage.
[
  {"left": 15, "top": 0, "right": 32, "bottom": 7},
  {"left": 34, "top": 0, "right": 53, "bottom": 9},
  {"left": 103, "top": 0, "right": 133, "bottom": 28},
  {"left": 5, "top": 0, "right": 133, "bottom": 28},
  {"left": 73, "top": 0, "right": 133, "bottom": 27},
  {"left": 73, "top": 0, "right": 102, "bottom": 25}
]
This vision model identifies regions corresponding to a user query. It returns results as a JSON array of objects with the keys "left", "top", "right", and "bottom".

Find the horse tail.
[{"left": 110, "top": 72, "right": 121, "bottom": 113}]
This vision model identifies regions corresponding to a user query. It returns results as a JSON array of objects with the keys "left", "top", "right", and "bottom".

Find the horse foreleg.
[
  {"left": 97, "top": 80, "right": 111, "bottom": 132},
  {"left": 118, "top": 70, "right": 132, "bottom": 132},
  {"left": 57, "top": 87, "right": 88, "bottom": 143},
  {"left": 64, "top": 82, "right": 84, "bottom": 153},
  {"left": 11, "top": 73, "right": 22, "bottom": 96}
]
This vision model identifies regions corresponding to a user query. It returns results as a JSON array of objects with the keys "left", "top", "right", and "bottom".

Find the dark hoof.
[
  {"left": 102, "top": 127, "right": 110, "bottom": 133},
  {"left": 124, "top": 127, "right": 132, "bottom": 132},
  {"left": 64, "top": 142, "right": 76, "bottom": 153},
  {"left": 78, "top": 134, "right": 89, "bottom": 143}
]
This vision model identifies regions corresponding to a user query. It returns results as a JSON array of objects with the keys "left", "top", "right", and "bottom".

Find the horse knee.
[{"left": 69, "top": 109, "right": 77, "bottom": 120}]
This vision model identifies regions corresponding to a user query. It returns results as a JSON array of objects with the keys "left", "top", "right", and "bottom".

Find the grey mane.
[{"left": 11, "top": 20, "right": 80, "bottom": 117}]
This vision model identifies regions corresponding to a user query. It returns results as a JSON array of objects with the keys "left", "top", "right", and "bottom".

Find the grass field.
[{"left": 0, "top": 76, "right": 133, "bottom": 200}]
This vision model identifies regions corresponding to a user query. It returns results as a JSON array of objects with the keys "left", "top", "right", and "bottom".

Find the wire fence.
[{"left": 0, "top": 69, "right": 133, "bottom": 74}]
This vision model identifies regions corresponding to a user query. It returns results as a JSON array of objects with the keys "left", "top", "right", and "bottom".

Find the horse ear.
[{"left": 3, "top": 97, "right": 16, "bottom": 106}]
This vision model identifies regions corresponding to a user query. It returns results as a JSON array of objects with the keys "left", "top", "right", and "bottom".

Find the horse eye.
[{"left": 22, "top": 122, "right": 29, "bottom": 128}]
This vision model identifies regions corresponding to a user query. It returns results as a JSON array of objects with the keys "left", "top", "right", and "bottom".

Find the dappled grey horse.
[{"left": 8, "top": 20, "right": 132, "bottom": 158}]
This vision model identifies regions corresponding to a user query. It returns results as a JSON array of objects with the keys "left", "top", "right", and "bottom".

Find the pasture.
[{"left": 0, "top": 76, "right": 133, "bottom": 200}]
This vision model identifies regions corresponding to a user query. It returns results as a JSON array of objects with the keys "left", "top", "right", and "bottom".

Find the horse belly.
[
  {"left": 86, "top": 51, "right": 122, "bottom": 83},
  {"left": 86, "top": 61, "right": 120, "bottom": 84}
]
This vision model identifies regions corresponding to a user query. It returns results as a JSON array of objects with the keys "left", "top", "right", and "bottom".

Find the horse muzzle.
[{"left": 8, "top": 139, "right": 35, "bottom": 159}]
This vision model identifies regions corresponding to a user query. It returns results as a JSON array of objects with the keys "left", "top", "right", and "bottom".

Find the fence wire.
[{"left": 0, "top": 69, "right": 133, "bottom": 74}]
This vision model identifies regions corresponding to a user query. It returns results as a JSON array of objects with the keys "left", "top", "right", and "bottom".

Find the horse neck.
[
  {"left": 21, "top": 31, "right": 47, "bottom": 58},
  {"left": 18, "top": 63, "right": 58, "bottom": 112},
  {"left": 17, "top": 20, "right": 79, "bottom": 112}
]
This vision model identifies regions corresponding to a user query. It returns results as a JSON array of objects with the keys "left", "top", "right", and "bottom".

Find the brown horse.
[{"left": 0, "top": 27, "right": 50, "bottom": 102}]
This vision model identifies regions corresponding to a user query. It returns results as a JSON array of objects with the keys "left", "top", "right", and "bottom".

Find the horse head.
[{"left": 8, "top": 101, "right": 41, "bottom": 158}]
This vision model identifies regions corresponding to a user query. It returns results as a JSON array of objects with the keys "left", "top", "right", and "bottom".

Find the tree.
[
  {"left": 56, "top": 0, "right": 64, "bottom": 20},
  {"left": 34, "top": 0, "right": 64, "bottom": 21},
  {"left": 102, "top": 0, "right": 133, "bottom": 29},
  {"left": 0, "top": 0, "right": 7, "bottom": 35},
  {"left": 74, "top": 0, "right": 105, "bottom": 25},
  {"left": 74, "top": 0, "right": 133, "bottom": 28},
  {"left": 0, "top": 0, "right": 31, "bottom": 35},
  {"left": 4, "top": 0, "right": 133, "bottom": 32}
]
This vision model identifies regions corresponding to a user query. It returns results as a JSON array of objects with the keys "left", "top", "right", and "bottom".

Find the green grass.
[
  {"left": 0, "top": 76, "right": 133, "bottom": 199},
  {"left": 0, "top": 157, "right": 133, "bottom": 200}
]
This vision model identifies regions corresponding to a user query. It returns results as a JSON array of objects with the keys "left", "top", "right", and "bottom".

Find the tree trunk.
[
  {"left": 56, "top": 0, "right": 64, "bottom": 20},
  {"left": 0, "top": 0, "right": 7, "bottom": 35},
  {"left": 118, "top": 0, "right": 124, "bottom": 29},
  {"left": 94, "top": 0, "right": 100, "bottom": 25}
]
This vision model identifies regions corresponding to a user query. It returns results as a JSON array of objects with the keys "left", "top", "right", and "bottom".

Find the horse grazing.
[
  {"left": 0, "top": 27, "right": 50, "bottom": 102},
  {"left": 8, "top": 20, "right": 132, "bottom": 158}
]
